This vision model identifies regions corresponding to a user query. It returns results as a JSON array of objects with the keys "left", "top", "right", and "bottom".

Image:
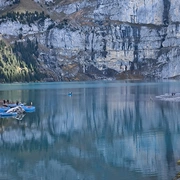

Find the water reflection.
[{"left": 0, "top": 81, "right": 180, "bottom": 180}]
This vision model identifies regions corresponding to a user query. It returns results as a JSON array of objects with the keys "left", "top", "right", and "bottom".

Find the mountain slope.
[{"left": 0, "top": 0, "right": 179, "bottom": 82}]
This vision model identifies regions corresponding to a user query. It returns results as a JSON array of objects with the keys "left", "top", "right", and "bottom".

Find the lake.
[{"left": 0, "top": 80, "right": 180, "bottom": 180}]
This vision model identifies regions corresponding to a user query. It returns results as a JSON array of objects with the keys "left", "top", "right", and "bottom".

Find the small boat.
[
  {"left": 0, "top": 106, "right": 10, "bottom": 112},
  {"left": 21, "top": 105, "right": 35, "bottom": 112},
  {"left": 68, "top": 92, "right": 72, "bottom": 96},
  {"left": 0, "top": 112, "right": 17, "bottom": 117},
  {"left": 5, "top": 103, "right": 35, "bottom": 113},
  {"left": 7, "top": 103, "right": 17, "bottom": 108},
  {"left": 6, "top": 106, "right": 25, "bottom": 114}
]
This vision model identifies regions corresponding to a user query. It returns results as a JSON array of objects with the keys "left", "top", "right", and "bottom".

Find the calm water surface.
[{"left": 0, "top": 80, "right": 180, "bottom": 180}]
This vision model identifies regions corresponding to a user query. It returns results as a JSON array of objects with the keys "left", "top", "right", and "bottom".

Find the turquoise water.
[{"left": 0, "top": 80, "right": 180, "bottom": 180}]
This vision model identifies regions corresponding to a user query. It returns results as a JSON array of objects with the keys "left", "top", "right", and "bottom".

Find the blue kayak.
[
  {"left": 0, "top": 106, "right": 10, "bottom": 112},
  {"left": 21, "top": 105, "right": 35, "bottom": 112},
  {"left": 5, "top": 103, "right": 35, "bottom": 112},
  {"left": 0, "top": 112, "right": 17, "bottom": 117},
  {"left": 7, "top": 103, "right": 17, "bottom": 108}
]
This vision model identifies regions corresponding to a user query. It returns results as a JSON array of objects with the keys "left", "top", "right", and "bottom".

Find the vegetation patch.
[
  {"left": 0, "top": 11, "right": 49, "bottom": 25},
  {"left": 0, "top": 40, "right": 30, "bottom": 82},
  {"left": 0, "top": 38, "right": 48, "bottom": 83}
]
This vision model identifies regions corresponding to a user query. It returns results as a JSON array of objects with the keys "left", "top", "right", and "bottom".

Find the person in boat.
[
  {"left": 3, "top": 100, "right": 6, "bottom": 104},
  {"left": 16, "top": 101, "right": 19, "bottom": 105},
  {"left": 3, "top": 100, "right": 8, "bottom": 107},
  {"left": 172, "top": 92, "right": 176, "bottom": 96}
]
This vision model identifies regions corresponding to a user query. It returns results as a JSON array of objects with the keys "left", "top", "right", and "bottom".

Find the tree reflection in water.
[{"left": 0, "top": 81, "right": 180, "bottom": 180}]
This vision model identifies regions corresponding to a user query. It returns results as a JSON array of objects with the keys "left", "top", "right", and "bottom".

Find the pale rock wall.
[
  {"left": 0, "top": 0, "right": 13, "bottom": 8},
  {"left": 42, "top": 0, "right": 179, "bottom": 79},
  {"left": 169, "top": 0, "right": 180, "bottom": 23},
  {"left": 1, "top": 0, "right": 180, "bottom": 79},
  {"left": 93, "top": 0, "right": 164, "bottom": 25},
  {"left": 0, "top": 18, "right": 53, "bottom": 36}
]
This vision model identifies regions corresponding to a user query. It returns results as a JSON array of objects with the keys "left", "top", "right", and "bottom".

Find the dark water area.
[{"left": 0, "top": 80, "right": 180, "bottom": 180}]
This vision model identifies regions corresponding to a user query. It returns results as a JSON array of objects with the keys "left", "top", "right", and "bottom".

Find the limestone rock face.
[
  {"left": 0, "top": 0, "right": 180, "bottom": 80},
  {"left": 0, "top": 0, "right": 19, "bottom": 8},
  {"left": 0, "top": 0, "right": 12, "bottom": 8}
]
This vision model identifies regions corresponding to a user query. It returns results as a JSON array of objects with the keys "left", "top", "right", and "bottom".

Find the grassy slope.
[
  {"left": 12, "top": 0, "right": 67, "bottom": 22},
  {"left": 9, "top": 0, "right": 43, "bottom": 13},
  {"left": 0, "top": 0, "right": 94, "bottom": 23}
]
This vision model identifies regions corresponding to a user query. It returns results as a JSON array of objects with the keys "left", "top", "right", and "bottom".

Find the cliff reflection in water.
[{"left": 0, "top": 81, "right": 180, "bottom": 180}]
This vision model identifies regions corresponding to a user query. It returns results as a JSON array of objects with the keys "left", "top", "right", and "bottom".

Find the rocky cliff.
[{"left": 0, "top": 0, "right": 180, "bottom": 81}]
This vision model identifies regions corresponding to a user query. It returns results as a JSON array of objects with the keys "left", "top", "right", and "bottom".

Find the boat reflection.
[
  {"left": 0, "top": 114, "right": 27, "bottom": 134},
  {"left": 14, "top": 113, "right": 26, "bottom": 120},
  {"left": 0, "top": 113, "right": 26, "bottom": 120}
]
